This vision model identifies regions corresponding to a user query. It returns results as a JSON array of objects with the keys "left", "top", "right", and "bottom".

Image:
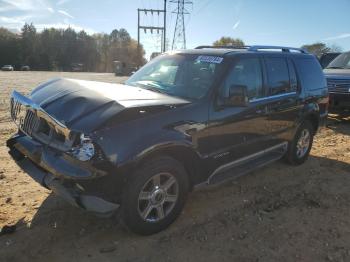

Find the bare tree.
[
  {"left": 0, "top": 24, "right": 146, "bottom": 72},
  {"left": 301, "top": 42, "right": 342, "bottom": 57}
]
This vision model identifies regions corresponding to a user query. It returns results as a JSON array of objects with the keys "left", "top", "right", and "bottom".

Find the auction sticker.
[{"left": 196, "top": 55, "right": 223, "bottom": 64}]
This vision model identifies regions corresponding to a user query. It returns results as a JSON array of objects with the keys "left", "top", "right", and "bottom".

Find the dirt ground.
[{"left": 0, "top": 71, "right": 349, "bottom": 262}]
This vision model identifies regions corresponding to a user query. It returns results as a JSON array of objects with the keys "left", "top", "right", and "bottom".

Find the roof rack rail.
[
  {"left": 247, "top": 45, "right": 308, "bottom": 53},
  {"left": 195, "top": 45, "right": 250, "bottom": 50},
  {"left": 194, "top": 45, "right": 308, "bottom": 54}
]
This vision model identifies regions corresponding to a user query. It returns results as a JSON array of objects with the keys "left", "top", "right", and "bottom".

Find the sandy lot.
[{"left": 0, "top": 71, "right": 349, "bottom": 262}]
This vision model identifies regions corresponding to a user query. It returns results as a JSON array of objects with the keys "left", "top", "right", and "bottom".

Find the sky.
[{"left": 0, "top": 0, "right": 349, "bottom": 59}]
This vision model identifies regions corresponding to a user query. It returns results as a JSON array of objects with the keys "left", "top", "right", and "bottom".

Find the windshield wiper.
[
  {"left": 133, "top": 81, "right": 167, "bottom": 94},
  {"left": 145, "top": 86, "right": 167, "bottom": 94}
]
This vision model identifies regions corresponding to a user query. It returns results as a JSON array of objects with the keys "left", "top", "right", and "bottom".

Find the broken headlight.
[{"left": 70, "top": 134, "right": 95, "bottom": 161}]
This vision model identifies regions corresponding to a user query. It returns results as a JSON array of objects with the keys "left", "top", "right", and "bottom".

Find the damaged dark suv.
[{"left": 7, "top": 45, "right": 328, "bottom": 235}]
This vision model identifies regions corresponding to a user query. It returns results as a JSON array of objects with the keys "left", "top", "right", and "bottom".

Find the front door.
[{"left": 206, "top": 55, "right": 272, "bottom": 174}]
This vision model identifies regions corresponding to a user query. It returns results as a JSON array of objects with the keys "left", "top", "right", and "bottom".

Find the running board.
[{"left": 207, "top": 142, "right": 288, "bottom": 185}]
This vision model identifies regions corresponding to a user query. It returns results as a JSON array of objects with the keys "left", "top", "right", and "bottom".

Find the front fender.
[
  {"left": 91, "top": 101, "right": 208, "bottom": 179},
  {"left": 92, "top": 123, "right": 199, "bottom": 167}
]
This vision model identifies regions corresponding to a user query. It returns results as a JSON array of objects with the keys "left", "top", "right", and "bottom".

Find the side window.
[
  {"left": 221, "top": 58, "right": 263, "bottom": 100},
  {"left": 265, "top": 57, "right": 291, "bottom": 95}
]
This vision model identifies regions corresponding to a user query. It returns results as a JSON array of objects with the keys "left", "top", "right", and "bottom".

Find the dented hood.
[{"left": 30, "top": 78, "right": 190, "bottom": 132}]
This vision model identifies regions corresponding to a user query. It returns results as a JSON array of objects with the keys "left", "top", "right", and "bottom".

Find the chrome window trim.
[{"left": 249, "top": 91, "right": 297, "bottom": 103}]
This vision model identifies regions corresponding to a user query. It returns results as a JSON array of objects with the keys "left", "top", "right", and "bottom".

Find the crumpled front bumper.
[{"left": 7, "top": 134, "right": 119, "bottom": 216}]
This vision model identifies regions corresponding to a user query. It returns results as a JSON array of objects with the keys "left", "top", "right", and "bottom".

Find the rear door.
[{"left": 263, "top": 55, "right": 300, "bottom": 139}]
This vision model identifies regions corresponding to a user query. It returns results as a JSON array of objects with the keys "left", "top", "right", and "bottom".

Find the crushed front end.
[{"left": 7, "top": 90, "right": 120, "bottom": 216}]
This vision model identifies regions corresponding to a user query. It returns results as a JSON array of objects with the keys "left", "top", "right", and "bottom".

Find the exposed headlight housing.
[{"left": 70, "top": 134, "right": 95, "bottom": 161}]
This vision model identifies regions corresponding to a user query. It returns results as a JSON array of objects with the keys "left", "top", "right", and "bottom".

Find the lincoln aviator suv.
[{"left": 7, "top": 45, "right": 328, "bottom": 235}]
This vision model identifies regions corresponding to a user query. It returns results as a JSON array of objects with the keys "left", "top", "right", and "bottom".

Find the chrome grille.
[
  {"left": 10, "top": 90, "right": 76, "bottom": 151},
  {"left": 21, "top": 110, "right": 40, "bottom": 136},
  {"left": 10, "top": 97, "right": 40, "bottom": 136},
  {"left": 327, "top": 78, "right": 350, "bottom": 93},
  {"left": 10, "top": 97, "right": 24, "bottom": 126}
]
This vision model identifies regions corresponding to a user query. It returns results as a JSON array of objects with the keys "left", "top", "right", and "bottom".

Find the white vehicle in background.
[{"left": 1, "top": 65, "right": 14, "bottom": 71}]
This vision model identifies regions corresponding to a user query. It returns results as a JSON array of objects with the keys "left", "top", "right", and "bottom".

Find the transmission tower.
[{"left": 171, "top": 0, "right": 192, "bottom": 50}]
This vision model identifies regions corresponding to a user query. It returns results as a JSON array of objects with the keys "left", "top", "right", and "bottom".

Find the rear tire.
[
  {"left": 286, "top": 121, "right": 314, "bottom": 165},
  {"left": 121, "top": 156, "right": 189, "bottom": 235}
]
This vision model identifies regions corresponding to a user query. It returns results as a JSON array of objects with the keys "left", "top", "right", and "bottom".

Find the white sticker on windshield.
[{"left": 196, "top": 55, "right": 223, "bottom": 64}]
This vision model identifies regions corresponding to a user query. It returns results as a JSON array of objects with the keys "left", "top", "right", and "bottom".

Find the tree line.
[
  {"left": 0, "top": 27, "right": 344, "bottom": 72},
  {"left": 0, "top": 23, "right": 146, "bottom": 72}
]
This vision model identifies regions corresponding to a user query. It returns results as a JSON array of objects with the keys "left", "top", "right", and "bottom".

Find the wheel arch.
[
  {"left": 135, "top": 144, "right": 203, "bottom": 190},
  {"left": 299, "top": 101, "right": 321, "bottom": 135},
  {"left": 304, "top": 112, "right": 319, "bottom": 134}
]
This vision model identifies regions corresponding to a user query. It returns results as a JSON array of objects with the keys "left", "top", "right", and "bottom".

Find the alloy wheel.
[
  {"left": 296, "top": 129, "right": 311, "bottom": 158},
  {"left": 137, "top": 172, "right": 179, "bottom": 222}
]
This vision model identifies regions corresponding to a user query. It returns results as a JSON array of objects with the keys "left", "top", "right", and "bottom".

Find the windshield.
[
  {"left": 126, "top": 54, "right": 224, "bottom": 100},
  {"left": 320, "top": 53, "right": 340, "bottom": 69},
  {"left": 326, "top": 52, "right": 350, "bottom": 69}
]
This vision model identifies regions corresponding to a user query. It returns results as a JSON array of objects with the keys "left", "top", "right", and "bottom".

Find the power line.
[
  {"left": 137, "top": 0, "right": 167, "bottom": 54},
  {"left": 193, "top": 0, "right": 211, "bottom": 16}
]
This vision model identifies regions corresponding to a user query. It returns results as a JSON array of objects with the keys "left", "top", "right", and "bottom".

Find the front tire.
[
  {"left": 286, "top": 121, "right": 314, "bottom": 165},
  {"left": 121, "top": 156, "right": 189, "bottom": 235}
]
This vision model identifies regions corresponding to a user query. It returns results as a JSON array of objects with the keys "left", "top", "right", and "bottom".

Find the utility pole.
[
  {"left": 171, "top": 0, "right": 192, "bottom": 50},
  {"left": 137, "top": 9, "right": 140, "bottom": 51},
  {"left": 163, "top": 0, "right": 167, "bottom": 53},
  {"left": 137, "top": 0, "right": 167, "bottom": 55}
]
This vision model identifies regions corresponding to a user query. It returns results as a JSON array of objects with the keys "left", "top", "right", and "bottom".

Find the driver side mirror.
[{"left": 225, "top": 84, "right": 249, "bottom": 107}]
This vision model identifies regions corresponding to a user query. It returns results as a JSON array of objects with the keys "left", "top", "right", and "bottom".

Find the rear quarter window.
[{"left": 293, "top": 58, "right": 326, "bottom": 91}]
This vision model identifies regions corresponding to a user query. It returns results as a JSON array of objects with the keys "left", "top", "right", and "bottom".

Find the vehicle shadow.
[
  {"left": 2, "top": 155, "right": 350, "bottom": 262},
  {"left": 327, "top": 112, "right": 350, "bottom": 135}
]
